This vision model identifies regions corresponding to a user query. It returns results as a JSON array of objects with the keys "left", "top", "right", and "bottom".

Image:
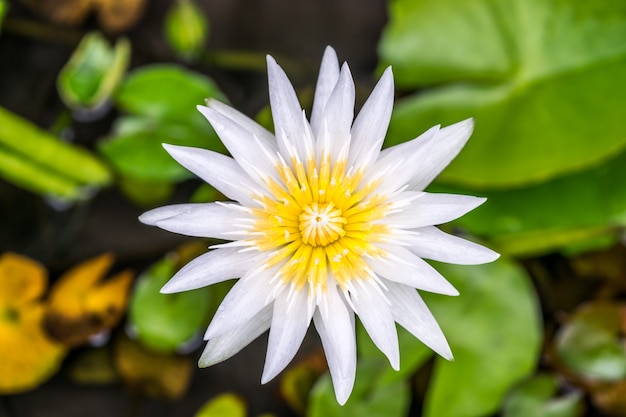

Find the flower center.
[{"left": 299, "top": 202, "right": 346, "bottom": 247}]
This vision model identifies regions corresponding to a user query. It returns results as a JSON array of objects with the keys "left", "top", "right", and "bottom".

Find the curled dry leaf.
[
  {"left": 19, "top": 0, "right": 146, "bottom": 32},
  {"left": 114, "top": 334, "right": 193, "bottom": 400},
  {"left": 45, "top": 253, "right": 133, "bottom": 346},
  {"left": 0, "top": 253, "right": 66, "bottom": 393}
]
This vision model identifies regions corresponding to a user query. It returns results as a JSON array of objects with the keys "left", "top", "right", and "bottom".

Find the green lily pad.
[
  {"left": 421, "top": 260, "right": 541, "bottom": 417},
  {"left": 380, "top": 0, "right": 626, "bottom": 188},
  {"left": 502, "top": 374, "right": 583, "bottom": 417},
  {"left": 435, "top": 147, "right": 626, "bottom": 256},
  {"left": 555, "top": 302, "right": 626, "bottom": 382},
  {"left": 114, "top": 64, "right": 225, "bottom": 131},
  {"left": 129, "top": 256, "right": 211, "bottom": 353},
  {"left": 102, "top": 65, "right": 227, "bottom": 204}
]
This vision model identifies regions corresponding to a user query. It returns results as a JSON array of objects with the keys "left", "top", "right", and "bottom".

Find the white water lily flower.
[{"left": 140, "top": 46, "right": 499, "bottom": 404}]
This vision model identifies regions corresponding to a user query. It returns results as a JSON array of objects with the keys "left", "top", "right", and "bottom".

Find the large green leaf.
[
  {"left": 380, "top": 0, "right": 626, "bottom": 187},
  {"left": 421, "top": 260, "right": 542, "bottom": 417},
  {"left": 437, "top": 147, "right": 626, "bottom": 256}
]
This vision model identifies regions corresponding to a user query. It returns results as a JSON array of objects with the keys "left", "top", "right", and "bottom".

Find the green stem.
[{"left": 3, "top": 16, "right": 83, "bottom": 45}]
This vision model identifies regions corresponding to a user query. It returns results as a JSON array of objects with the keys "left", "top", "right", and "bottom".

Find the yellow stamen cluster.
[{"left": 251, "top": 151, "right": 389, "bottom": 295}]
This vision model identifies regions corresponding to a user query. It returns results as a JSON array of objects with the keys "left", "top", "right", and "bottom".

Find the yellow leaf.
[
  {"left": 0, "top": 252, "right": 46, "bottom": 306},
  {"left": 45, "top": 253, "right": 133, "bottom": 346},
  {"left": 0, "top": 253, "right": 66, "bottom": 393}
]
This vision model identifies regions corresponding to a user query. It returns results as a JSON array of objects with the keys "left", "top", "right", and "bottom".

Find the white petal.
[
  {"left": 364, "top": 125, "right": 439, "bottom": 195},
  {"left": 315, "top": 63, "right": 354, "bottom": 162},
  {"left": 204, "top": 268, "right": 276, "bottom": 339},
  {"left": 199, "top": 305, "right": 272, "bottom": 367},
  {"left": 266, "top": 55, "right": 308, "bottom": 163},
  {"left": 310, "top": 46, "right": 340, "bottom": 138},
  {"left": 403, "top": 226, "right": 500, "bottom": 265},
  {"left": 262, "top": 286, "right": 313, "bottom": 383},
  {"left": 139, "top": 204, "right": 190, "bottom": 226},
  {"left": 386, "top": 281, "right": 452, "bottom": 360},
  {"left": 197, "top": 105, "right": 279, "bottom": 188},
  {"left": 152, "top": 203, "right": 250, "bottom": 239},
  {"left": 349, "top": 66, "right": 394, "bottom": 172},
  {"left": 314, "top": 284, "right": 356, "bottom": 405},
  {"left": 162, "top": 144, "right": 260, "bottom": 205},
  {"left": 206, "top": 99, "right": 275, "bottom": 144},
  {"left": 368, "top": 244, "right": 458, "bottom": 295},
  {"left": 351, "top": 279, "right": 399, "bottom": 370},
  {"left": 408, "top": 118, "right": 475, "bottom": 191},
  {"left": 383, "top": 193, "right": 486, "bottom": 229},
  {"left": 161, "top": 248, "right": 260, "bottom": 293}
]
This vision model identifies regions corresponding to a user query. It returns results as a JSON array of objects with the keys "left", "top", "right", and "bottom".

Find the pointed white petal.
[
  {"left": 204, "top": 268, "right": 276, "bottom": 339},
  {"left": 404, "top": 226, "right": 500, "bottom": 265},
  {"left": 368, "top": 244, "right": 458, "bottom": 295},
  {"left": 199, "top": 305, "right": 272, "bottom": 367},
  {"left": 364, "top": 125, "right": 439, "bottom": 195},
  {"left": 314, "top": 284, "right": 356, "bottom": 405},
  {"left": 139, "top": 204, "right": 190, "bottom": 226},
  {"left": 349, "top": 67, "right": 394, "bottom": 171},
  {"left": 197, "top": 105, "right": 279, "bottom": 188},
  {"left": 206, "top": 99, "right": 275, "bottom": 144},
  {"left": 316, "top": 63, "right": 354, "bottom": 161},
  {"left": 161, "top": 248, "right": 260, "bottom": 293},
  {"left": 266, "top": 55, "right": 308, "bottom": 162},
  {"left": 310, "top": 46, "right": 340, "bottom": 137},
  {"left": 351, "top": 280, "right": 399, "bottom": 370},
  {"left": 162, "top": 144, "right": 260, "bottom": 205},
  {"left": 262, "top": 287, "right": 313, "bottom": 383},
  {"left": 153, "top": 203, "right": 250, "bottom": 239},
  {"left": 383, "top": 193, "right": 486, "bottom": 228},
  {"left": 386, "top": 281, "right": 453, "bottom": 360},
  {"left": 408, "top": 118, "right": 475, "bottom": 191}
]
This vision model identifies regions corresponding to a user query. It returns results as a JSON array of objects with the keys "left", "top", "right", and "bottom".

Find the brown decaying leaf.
[
  {"left": 19, "top": 0, "right": 146, "bottom": 32},
  {"left": 114, "top": 334, "right": 193, "bottom": 400},
  {"left": 0, "top": 253, "right": 66, "bottom": 393},
  {"left": 45, "top": 253, "right": 134, "bottom": 346}
]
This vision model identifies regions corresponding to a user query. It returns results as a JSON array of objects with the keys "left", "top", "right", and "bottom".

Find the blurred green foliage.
[
  {"left": 165, "top": 0, "right": 209, "bottom": 61},
  {"left": 99, "top": 64, "right": 226, "bottom": 204},
  {"left": 0, "top": 107, "right": 110, "bottom": 199},
  {"left": 502, "top": 374, "right": 583, "bottom": 417},
  {"left": 129, "top": 255, "right": 212, "bottom": 353},
  {"left": 57, "top": 32, "right": 130, "bottom": 112}
]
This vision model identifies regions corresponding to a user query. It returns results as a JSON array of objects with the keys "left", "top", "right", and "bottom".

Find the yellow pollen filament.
[
  {"left": 251, "top": 156, "right": 391, "bottom": 296},
  {"left": 299, "top": 202, "right": 346, "bottom": 246}
]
